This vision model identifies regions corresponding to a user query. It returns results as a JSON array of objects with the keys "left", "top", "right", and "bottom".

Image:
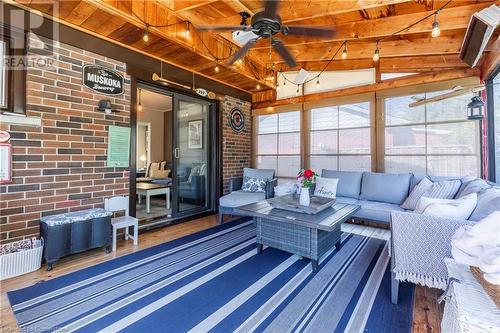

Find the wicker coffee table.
[{"left": 235, "top": 200, "right": 360, "bottom": 272}]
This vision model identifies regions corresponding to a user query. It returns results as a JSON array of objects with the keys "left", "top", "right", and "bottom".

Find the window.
[
  {"left": 255, "top": 111, "right": 301, "bottom": 181},
  {"left": 276, "top": 69, "right": 375, "bottom": 100},
  {"left": 0, "top": 39, "right": 8, "bottom": 109},
  {"left": 0, "top": 26, "right": 26, "bottom": 115},
  {"left": 384, "top": 91, "right": 481, "bottom": 177},
  {"left": 309, "top": 102, "right": 371, "bottom": 172}
]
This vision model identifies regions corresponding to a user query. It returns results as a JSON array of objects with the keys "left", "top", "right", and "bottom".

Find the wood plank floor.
[{"left": 0, "top": 215, "right": 442, "bottom": 332}]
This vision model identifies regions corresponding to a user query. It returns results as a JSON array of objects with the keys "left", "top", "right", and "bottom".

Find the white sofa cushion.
[{"left": 219, "top": 190, "right": 266, "bottom": 208}]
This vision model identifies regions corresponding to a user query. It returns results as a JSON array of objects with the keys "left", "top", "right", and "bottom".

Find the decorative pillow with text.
[{"left": 314, "top": 177, "right": 338, "bottom": 199}]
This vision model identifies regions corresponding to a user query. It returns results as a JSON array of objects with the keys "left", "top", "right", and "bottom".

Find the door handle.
[{"left": 174, "top": 148, "right": 180, "bottom": 159}]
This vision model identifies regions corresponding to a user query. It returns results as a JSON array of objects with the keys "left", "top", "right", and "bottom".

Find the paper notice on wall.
[{"left": 107, "top": 125, "right": 130, "bottom": 167}]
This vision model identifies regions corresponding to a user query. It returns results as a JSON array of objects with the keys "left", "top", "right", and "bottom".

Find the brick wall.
[
  {"left": 221, "top": 96, "right": 252, "bottom": 194},
  {"left": 0, "top": 35, "right": 130, "bottom": 244}
]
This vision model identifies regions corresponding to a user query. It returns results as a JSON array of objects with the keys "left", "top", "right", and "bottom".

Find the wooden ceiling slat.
[
  {"left": 12, "top": 0, "right": 491, "bottom": 96},
  {"left": 251, "top": 3, "right": 490, "bottom": 49},
  {"left": 251, "top": 30, "right": 466, "bottom": 63}
]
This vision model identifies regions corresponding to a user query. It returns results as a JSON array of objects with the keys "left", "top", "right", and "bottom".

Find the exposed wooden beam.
[
  {"left": 83, "top": 0, "right": 272, "bottom": 89},
  {"left": 251, "top": 3, "right": 490, "bottom": 49},
  {"left": 173, "top": 0, "right": 218, "bottom": 13},
  {"left": 252, "top": 68, "right": 480, "bottom": 109},
  {"left": 216, "top": 0, "right": 414, "bottom": 26},
  {"left": 481, "top": 33, "right": 500, "bottom": 80},
  {"left": 224, "top": 0, "right": 254, "bottom": 16},
  {"left": 277, "top": 54, "right": 468, "bottom": 72},
  {"left": 250, "top": 31, "right": 466, "bottom": 64}
]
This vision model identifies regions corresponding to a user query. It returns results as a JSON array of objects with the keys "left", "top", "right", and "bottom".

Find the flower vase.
[{"left": 299, "top": 187, "right": 310, "bottom": 206}]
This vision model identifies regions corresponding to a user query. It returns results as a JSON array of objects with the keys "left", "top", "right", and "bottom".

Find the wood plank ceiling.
[{"left": 13, "top": 0, "right": 498, "bottom": 95}]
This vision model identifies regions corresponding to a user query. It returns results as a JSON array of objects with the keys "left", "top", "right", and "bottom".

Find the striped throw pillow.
[
  {"left": 426, "top": 179, "right": 461, "bottom": 199},
  {"left": 401, "top": 178, "right": 462, "bottom": 211},
  {"left": 401, "top": 177, "right": 433, "bottom": 210}
]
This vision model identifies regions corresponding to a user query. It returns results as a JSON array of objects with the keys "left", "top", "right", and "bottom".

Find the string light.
[
  {"left": 185, "top": 21, "right": 190, "bottom": 37},
  {"left": 373, "top": 42, "right": 380, "bottom": 62},
  {"left": 295, "top": 86, "right": 300, "bottom": 95},
  {"left": 256, "top": 84, "right": 261, "bottom": 90},
  {"left": 342, "top": 43, "right": 347, "bottom": 59},
  {"left": 142, "top": 26, "right": 150, "bottom": 43},
  {"left": 278, "top": 1, "right": 451, "bottom": 85},
  {"left": 316, "top": 77, "right": 320, "bottom": 88},
  {"left": 432, "top": 13, "right": 441, "bottom": 38},
  {"left": 214, "top": 64, "right": 220, "bottom": 72},
  {"left": 137, "top": 89, "right": 143, "bottom": 112}
]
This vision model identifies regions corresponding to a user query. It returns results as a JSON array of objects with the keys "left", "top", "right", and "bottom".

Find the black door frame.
[
  {"left": 129, "top": 78, "right": 221, "bottom": 226},
  {"left": 486, "top": 65, "right": 500, "bottom": 182},
  {"left": 171, "top": 92, "right": 218, "bottom": 219}
]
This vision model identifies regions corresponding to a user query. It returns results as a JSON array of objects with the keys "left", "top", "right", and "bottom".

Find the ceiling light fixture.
[
  {"left": 142, "top": 25, "right": 150, "bottom": 43},
  {"left": 342, "top": 43, "right": 347, "bottom": 59},
  {"left": 214, "top": 64, "right": 220, "bottom": 72},
  {"left": 431, "top": 13, "right": 441, "bottom": 38},
  {"left": 373, "top": 42, "right": 380, "bottom": 62},
  {"left": 256, "top": 84, "right": 261, "bottom": 90},
  {"left": 185, "top": 21, "right": 190, "bottom": 37},
  {"left": 295, "top": 85, "right": 299, "bottom": 95}
]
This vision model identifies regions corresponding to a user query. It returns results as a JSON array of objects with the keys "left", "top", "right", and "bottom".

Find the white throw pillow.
[
  {"left": 314, "top": 177, "right": 338, "bottom": 199},
  {"left": 416, "top": 193, "right": 478, "bottom": 220}
]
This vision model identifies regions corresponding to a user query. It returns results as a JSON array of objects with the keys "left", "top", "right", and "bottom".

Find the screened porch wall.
[{"left": 252, "top": 77, "right": 483, "bottom": 180}]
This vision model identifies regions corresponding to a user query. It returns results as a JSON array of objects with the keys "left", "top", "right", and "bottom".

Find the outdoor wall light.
[
  {"left": 467, "top": 94, "right": 484, "bottom": 120},
  {"left": 97, "top": 100, "right": 114, "bottom": 114}
]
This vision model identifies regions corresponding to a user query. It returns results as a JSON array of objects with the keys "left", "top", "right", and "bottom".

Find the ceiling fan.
[{"left": 197, "top": 0, "right": 335, "bottom": 68}]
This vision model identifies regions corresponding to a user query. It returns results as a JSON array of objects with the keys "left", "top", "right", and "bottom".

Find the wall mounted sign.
[
  {"left": 82, "top": 65, "right": 124, "bottom": 95},
  {"left": 0, "top": 142, "right": 12, "bottom": 184},
  {"left": 229, "top": 108, "right": 245, "bottom": 133},
  {"left": 107, "top": 125, "right": 130, "bottom": 167},
  {"left": 0, "top": 130, "right": 10, "bottom": 142}
]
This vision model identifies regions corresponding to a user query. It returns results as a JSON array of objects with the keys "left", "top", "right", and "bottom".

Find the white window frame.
[
  {"left": 383, "top": 91, "right": 481, "bottom": 177},
  {"left": 309, "top": 101, "right": 372, "bottom": 172}
]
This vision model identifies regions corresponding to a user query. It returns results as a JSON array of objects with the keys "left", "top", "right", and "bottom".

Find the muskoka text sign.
[{"left": 82, "top": 65, "right": 124, "bottom": 95}]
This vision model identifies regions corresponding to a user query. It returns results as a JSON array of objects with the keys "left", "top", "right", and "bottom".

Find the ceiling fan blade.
[
  {"left": 264, "top": 0, "right": 279, "bottom": 17},
  {"left": 285, "top": 26, "right": 335, "bottom": 37},
  {"left": 197, "top": 25, "right": 251, "bottom": 32},
  {"left": 272, "top": 39, "right": 296, "bottom": 68},
  {"left": 228, "top": 38, "right": 258, "bottom": 65}
]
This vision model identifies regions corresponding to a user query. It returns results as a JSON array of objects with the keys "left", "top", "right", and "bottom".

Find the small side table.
[{"left": 441, "top": 259, "right": 500, "bottom": 333}]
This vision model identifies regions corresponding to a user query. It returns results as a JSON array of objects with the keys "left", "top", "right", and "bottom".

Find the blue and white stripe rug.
[{"left": 8, "top": 219, "right": 414, "bottom": 333}]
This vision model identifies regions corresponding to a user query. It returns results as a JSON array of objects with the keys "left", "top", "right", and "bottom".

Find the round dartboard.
[{"left": 229, "top": 108, "right": 245, "bottom": 133}]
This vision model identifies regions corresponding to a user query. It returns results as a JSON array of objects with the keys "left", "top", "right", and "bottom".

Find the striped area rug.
[{"left": 8, "top": 219, "right": 414, "bottom": 333}]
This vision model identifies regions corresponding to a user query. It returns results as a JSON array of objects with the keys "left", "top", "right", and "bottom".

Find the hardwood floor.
[{"left": 0, "top": 215, "right": 442, "bottom": 332}]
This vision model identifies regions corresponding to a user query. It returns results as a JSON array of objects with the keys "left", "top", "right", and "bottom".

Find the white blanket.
[{"left": 452, "top": 212, "right": 500, "bottom": 285}]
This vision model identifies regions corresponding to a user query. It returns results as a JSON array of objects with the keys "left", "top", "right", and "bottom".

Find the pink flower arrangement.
[{"left": 297, "top": 169, "right": 317, "bottom": 188}]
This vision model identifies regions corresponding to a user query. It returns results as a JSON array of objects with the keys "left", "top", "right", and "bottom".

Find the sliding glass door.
[{"left": 172, "top": 94, "right": 213, "bottom": 217}]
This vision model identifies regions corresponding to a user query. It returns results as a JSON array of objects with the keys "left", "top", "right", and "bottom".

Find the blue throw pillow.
[{"left": 241, "top": 176, "right": 266, "bottom": 193}]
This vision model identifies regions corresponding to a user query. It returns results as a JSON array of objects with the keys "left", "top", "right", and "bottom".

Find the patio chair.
[
  {"left": 105, "top": 196, "right": 139, "bottom": 251},
  {"left": 219, "top": 168, "right": 277, "bottom": 224}
]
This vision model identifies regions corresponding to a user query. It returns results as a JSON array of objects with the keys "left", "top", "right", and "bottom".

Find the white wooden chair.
[{"left": 104, "top": 196, "right": 139, "bottom": 251}]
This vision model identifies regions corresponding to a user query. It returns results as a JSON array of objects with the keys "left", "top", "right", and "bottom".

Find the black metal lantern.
[
  {"left": 97, "top": 99, "right": 113, "bottom": 114},
  {"left": 467, "top": 95, "right": 484, "bottom": 120}
]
